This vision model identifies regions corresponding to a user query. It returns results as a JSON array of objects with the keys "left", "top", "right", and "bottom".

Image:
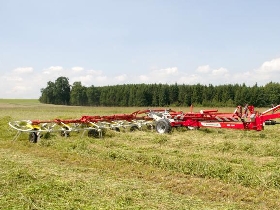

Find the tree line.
[{"left": 39, "top": 76, "right": 280, "bottom": 107}]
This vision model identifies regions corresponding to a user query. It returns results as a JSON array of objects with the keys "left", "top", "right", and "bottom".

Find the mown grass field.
[{"left": 1, "top": 99, "right": 280, "bottom": 209}]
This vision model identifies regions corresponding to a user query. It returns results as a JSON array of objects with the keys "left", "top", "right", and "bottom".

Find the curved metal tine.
[
  {"left": 99, "top": 129, "right": 102, "bottom": 138},
  {"left": 12, "top": 131, "right": 22, "bottom": 141},
  {"left": 80, "top": 129, "right": 87, "bottom": 138}
]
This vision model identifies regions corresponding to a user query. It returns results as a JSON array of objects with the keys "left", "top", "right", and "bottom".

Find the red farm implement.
[
  {"left": 149, "top": 104, "right": 280, "bottom": 134},
  {"left": 8, "top": 104, "right": 280, "bottom": 142}
]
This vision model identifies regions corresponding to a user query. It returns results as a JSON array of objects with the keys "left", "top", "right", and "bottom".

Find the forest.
[{"left": 39, "top": 76, "right": 280, "bottom": 107}]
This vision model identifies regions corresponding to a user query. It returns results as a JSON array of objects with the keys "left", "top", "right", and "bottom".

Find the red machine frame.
[{"left": 152, "top": 104, "right": 280, "bottom": 133}]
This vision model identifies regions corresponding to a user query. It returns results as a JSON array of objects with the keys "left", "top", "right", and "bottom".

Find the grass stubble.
[{"left": 0, "top": 100, "right": 280, "bottom": 209}]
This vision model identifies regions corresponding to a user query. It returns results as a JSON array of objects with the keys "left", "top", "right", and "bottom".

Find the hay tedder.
[{"left": 8, "top": 104, "right": 280, "bottom": 143}]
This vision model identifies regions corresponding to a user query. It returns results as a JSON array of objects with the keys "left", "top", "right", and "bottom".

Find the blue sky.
[{"left": 1, "top": 0, "right": 280, "bottom": 99}]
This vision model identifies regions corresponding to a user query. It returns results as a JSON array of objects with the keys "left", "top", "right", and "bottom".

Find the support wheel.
[
  {"left": 146, "top": 124, "right": 155, "bottom": 130},
  {"left": 155, "top": 119, "right": 172, "bottom": 134},
  {"left": 29, "top": 132, "right": 38, "bottom": 143},
  {"left": 130, "top": 125, "right": 139, "bottom": 132},
  {"left": 88, "top": 129, "right": 106, "bottom": 138},
  {"left": 111, "top": 127, "right": 120, "bottom": 132},
  {"left": 60, "top": 127, "right": 70, "bottom": 137},
  {"left": 88, "top": 129, "right": 100, "bottom": 138}
]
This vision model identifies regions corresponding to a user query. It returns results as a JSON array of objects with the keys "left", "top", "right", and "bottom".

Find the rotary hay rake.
[
  {"left": 8, "top": 110, "right": 158, "bottom": 143},
  {"left": 8, "top": 104, "right": 280, "bottom": 143}
]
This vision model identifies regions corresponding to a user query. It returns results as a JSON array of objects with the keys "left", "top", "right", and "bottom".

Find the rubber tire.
[
  {"left": 60, "top": 131, "right": 70, "bottom": 137},
  {"left": 130, "top": 125, "right": 139, "bottom": 132},
  {"left": 146, "top": 124, "right": 155, "bottom": 130},
  {"left": 88, "top": 129, "right": 106, "bottom": 138},
  {"left": 29, "top": 132, "right": 38, "bottom": 143},
  {"left": 88, "top": 129, "right": 100, "bottom": 138},
  {"left": 155, "top": 119, "right": 172, "bottom": 134},
  {"left": 60, "top": 127, "right": 70, "bottom": 137},
  {"left": 112, "top": 127, "right": 120, "bottom": 132}
]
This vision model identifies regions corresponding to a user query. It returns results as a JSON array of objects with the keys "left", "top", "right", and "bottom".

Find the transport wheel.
[
  {"left": 29, "top": 132, "right": 38, "bottom": 143},
  {"left": 61, "top": 127, "right": 70, "bottom": 137},
  {"left": 88, "top": 129, "right": 106, "bottom": 138},
  {"left": 146, "top": 124, "right": 155, "bottom": 130},
  {"left": 130, "top": 125, "right": 139, "bottom": 132},
  {"left": 155, "top": 119, "right": 172, "bottom": 134},
  {"left": 88, "top": 129, "right": 100, "bottom": 138},
  {"left": 111, "top": 127, "right": 120, "bottom": 132}
]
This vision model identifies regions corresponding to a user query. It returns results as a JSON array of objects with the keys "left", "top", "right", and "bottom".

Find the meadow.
[{"left": 1, "top": 99, "right": 280, "bottom": 209}]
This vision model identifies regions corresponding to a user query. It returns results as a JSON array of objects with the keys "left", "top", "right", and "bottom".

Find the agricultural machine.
[{"left": 8, "top": 104, "right": 280, "bottom": 143}]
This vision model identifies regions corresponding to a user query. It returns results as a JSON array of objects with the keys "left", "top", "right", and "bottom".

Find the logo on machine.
[{"left": 201, "top": 122, "right": 221, "bottom": 127}]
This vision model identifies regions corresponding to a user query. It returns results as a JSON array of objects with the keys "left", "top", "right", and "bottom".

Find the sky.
[{"left": 1, "top": 0, "right": 280, "bottom": 99}]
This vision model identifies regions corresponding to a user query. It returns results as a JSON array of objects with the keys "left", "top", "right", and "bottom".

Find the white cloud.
[
  {"left": 177, "top": 74, "right": 201, "bottom": 84},
  {"left": 70, "top": 69, "right": 109, "bottom": 86},
  {"left": 230, "top": 71, "right": 260, "bottom": 85},
  {"left": 152, "top": 67, "right": 178, "bottom": 76},
  {"left": 72, "top": 66, "right": 84, "bottom": 72},
  {"left": 49, "top": 66, "right": 63, "bottom": 71},
  {"left": 3, "top": 57, "right": 280, "bottom": 99},
  {"left": 11, "top": 85, "right": 29, "bottom": 92},
  {"left": 139, "top": 75, "right": 149, "bottom": 82},
  {"left": 114, "top": 74, "right": 127, "bottom": 82},
  {"left": 232, "top": 71, "right": 251, "bottom": 80},
  {"left": 3, "top": 76, "right": 23, "bottom": 82},
  {"left": 136, "top": 67, "right": 179, "bottom": 83},
  {"left": 87, "top": 69, "right": 103, "bottom": 76},
  {"left": 43, "top": 66, "right": 64, "bottom": 74},
  {"left": 196, "top": 65, "right": 210, "bottom": 73},
  {"left": 192, "top": 65, "right": 231, "bottom": 85},
  {"left": 13, "top": 67, "right": 33, "bottom": 73},
  {"left": 237, "top": 57, "right": 280, "bottom": 85},
  {"left": 96, "top": 76, "right": 107, "bottom": 82},
  {"left": 73, "top": 75, "right": 93, "bottom": 86},
  {"left": 211, "top": 67, "right": 229, "bottom": 76},
  {"left": 257, "top": 58, "right": 280, "bottom": 73}
]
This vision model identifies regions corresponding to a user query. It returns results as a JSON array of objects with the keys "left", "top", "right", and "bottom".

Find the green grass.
[
  {"left": 0, "top": 98, "right": 40, "bottom": 105},
  {"left": 1, "top": 100, "right": 280, "bottom": 209}
]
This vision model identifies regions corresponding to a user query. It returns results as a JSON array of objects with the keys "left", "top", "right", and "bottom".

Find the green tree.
[
  {"left": 169, "top": 83, "right": 179, "bottom": 106},
  {"left": 192, "top": 84, "right": 203, "bottom": 105},
  {"left": 119, "top": 85, "right": 129, "bottom": 106},
  {"left": 53, "top": 77, "right": 71, "bottom": 105},
  {"left": 202, "top": 84, "right": 214, "bottom": 106},
  {"left": 70, "top": 82, "right": 88, "bottom": 106},
  {"left": 255, "top": 87, "right": 267, "bottom": 107},
  {"left": 158, "top": 84, "right": 169, "bottom": 106},
  {"left": 99, "top": 87, "right": 108, "bottom": 106},
  {"left": 128, "top": 85, "right": 137, "bottom": 106},
  {"left": 264, "top": 82, "right": 280, "bottom": 105},
  {"left": 87, "top": 86, "right": 100, "bottom": 106},
  {"left": 39, "top": 81, "right": 55, "bottom": 104}
]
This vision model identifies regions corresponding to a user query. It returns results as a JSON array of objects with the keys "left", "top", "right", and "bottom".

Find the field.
[{"left": 1, "top": 99, "right": 280, "bottom": 209}]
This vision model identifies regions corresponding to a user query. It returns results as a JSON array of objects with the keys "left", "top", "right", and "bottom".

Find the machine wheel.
[
  {"left": 146, "top": 124, "right": 155, "bottom": 130},
  {"left": 130, "top": 125, "right": 139, "bottom": 132},
  {"left": 111, "top": 127, "right": 120, "bottom": 132},
  {"left": 88, "top": 129, "right": 100, "bottom": 138},
  {"left": 60, "top": 127, "right": 70, "bottom": 137},
  {"left": 88, "top": 129, "right": 106, "bottom": 138},
  {"left": 155, "top": 119, "right": 172, "bottom": 134},
  {"left": 29, "top": 132, "right": 38, "bottom": 143}
]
